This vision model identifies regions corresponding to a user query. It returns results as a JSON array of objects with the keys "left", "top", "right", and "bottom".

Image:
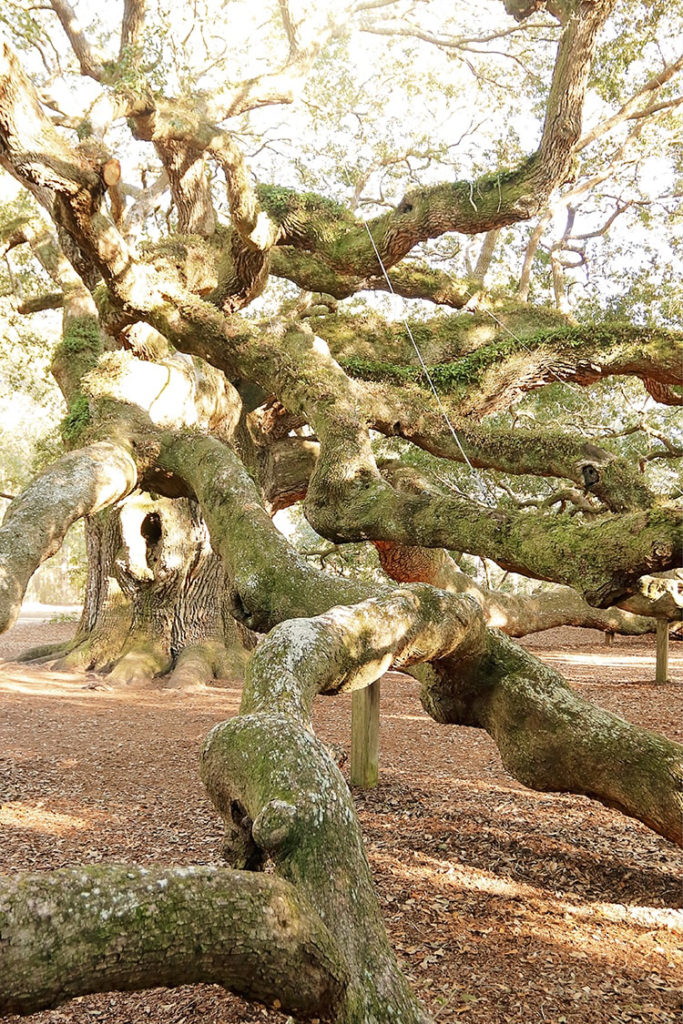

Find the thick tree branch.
[
  {"left": 48, "top": 0, "right": 104, "bottom": 80},
  {"left": 270, "top": 247, "right": 476, "bottom": 306},
  {"left": 120, "top": 0, "right": 147, "bottom": 56},
  {"left": 415, "top": 629, "right": 683, "bottom": 844},
  {"left": 324, "top": 316, "right": 682, "bottom": 418},
  {"left": 373, "top": 542, "right": 657, "bottom": 636},
  {"left": 0, "top": 864, "right": 346, "bottom": 1016}
]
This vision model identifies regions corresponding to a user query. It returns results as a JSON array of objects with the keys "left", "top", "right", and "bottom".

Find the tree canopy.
[{"left": 0, "top": 1, "right": 681, "bottom": 1021}]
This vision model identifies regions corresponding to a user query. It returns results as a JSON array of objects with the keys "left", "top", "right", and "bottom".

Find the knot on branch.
[
  {"left": 252, "top": 799, "right": 299, "bottom": 852},
  {"left": 581, "top": 463, "right": 600, "bottom": 489}
]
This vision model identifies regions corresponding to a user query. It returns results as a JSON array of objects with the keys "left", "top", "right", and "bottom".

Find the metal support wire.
[{"left": 342, "top": 168, "right": 495, "bottom": 506}]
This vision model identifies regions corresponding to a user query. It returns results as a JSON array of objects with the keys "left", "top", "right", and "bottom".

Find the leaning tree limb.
[
  {"left": 415, "top": 629, "right": 683, "bottom": 845},
  {"left": 0, "top": 442, "right": 137, "bottom": 633}
]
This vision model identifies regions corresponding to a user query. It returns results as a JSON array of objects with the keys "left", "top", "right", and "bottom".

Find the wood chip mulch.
[{"left": 0, "top": 622, "right": 681, "bottom": 1024}]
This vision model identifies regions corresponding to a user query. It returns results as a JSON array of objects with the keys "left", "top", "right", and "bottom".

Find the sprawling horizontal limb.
[
  {"left": 0, "top": 864, "right": 346, "bottom": 1016},
  {"left": 269, "top": 247, "right": 476, "bottom": 307},
  {"left": 323, "top": 315, "right": 683, "bottom": 418},
  {"left": 373, "top": 542, "right": 657, "bottom": 636}
]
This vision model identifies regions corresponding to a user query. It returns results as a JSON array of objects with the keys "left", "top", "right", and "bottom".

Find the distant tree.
[{"left": 0, "top": 1, "right": 681, "bottom": 1020}]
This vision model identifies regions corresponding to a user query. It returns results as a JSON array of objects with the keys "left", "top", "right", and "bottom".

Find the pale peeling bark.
[
  {"left": 0, "top": 864, "right": 346, "bottom": 1016},
  {"left": 0, "top": 442, "right": 137, "bottom": 633}
]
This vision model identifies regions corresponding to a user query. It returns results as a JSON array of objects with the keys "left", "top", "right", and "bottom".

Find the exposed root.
[
  {"left": 15, "top": 638, "right": 79, "bottom": 664},
  {"left": 106, "top": 643, "right": 172, "bottom": 687},
  {"left": 164, "top": 641, "right": 229, "bottom": 690}
]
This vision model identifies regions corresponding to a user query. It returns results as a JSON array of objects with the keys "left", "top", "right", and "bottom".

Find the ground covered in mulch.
[{"left": 0, "top": 621, "right": 681, "bottom": 1024}]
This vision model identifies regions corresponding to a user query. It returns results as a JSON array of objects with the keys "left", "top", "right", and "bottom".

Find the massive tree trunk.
[{"left": 21, "top": 495, "right": 250, "bottom": 688}]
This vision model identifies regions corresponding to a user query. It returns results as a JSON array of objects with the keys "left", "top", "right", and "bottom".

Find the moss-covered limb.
[
  {"left": 157, "top": 432, "right": 373, "bottom": 631},
  {"left": 336, "top": 321, "right": 683, "bottom": 416},
  {"left": 371, "top": 393, "right": 653, "bottom": 512},
  {"left": 269, "top": 247, "right": 475, "bottom": 307},
  {"left": 203, "top": 717, "right": 432, "bottom": 1024},
  {"left": 373, "top": 542, "right": 657, "bottom": 636},
  {"left": 202, "top": 584, "right": 474, "bottom": 1022},
  {"left": 310, "top": 461, "right": 680, "bottom": 605},
  {"left": 255, "top": 3, "right": 610, "bottom": 274},
  {"left": 416, "top": 630, "right": 683, "bottom": 845},
  {"left": 242, "top": 586, "right": 479, "bottom": 720},
  {"left": 0, "top": 863, "right": 347, "bottom": 1017},
  {"left": 198, "top": 537, "right": 482, "bottom": 1024},
  {"left": 0, "top": 442, "right": 138, "bottom": 634}
]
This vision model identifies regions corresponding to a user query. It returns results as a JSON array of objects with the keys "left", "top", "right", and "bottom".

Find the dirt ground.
[{"left": 0, "top": 621, "right": 681, "bottom": 1024}]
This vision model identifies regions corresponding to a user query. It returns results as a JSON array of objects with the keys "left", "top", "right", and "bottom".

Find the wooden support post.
[
  {"left": 655, "top": 619, "right": 669, "bottom": 685},
  {"left": 351, "top": 678, "right": 380, "bottom": 788}
]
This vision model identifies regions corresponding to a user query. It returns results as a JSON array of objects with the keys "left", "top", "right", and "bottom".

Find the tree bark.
[
  {"left": 416, "top": 629, "right": 683, "bottom": 844},
  {"left": 0, "top": 864, "right": 346, "bottom": 1016},
  {"left": 23, "top": 494, "right": 250, "bottom": 688},
  {"left": 0, "top": 443, "right": 137, "bottom": 633}
]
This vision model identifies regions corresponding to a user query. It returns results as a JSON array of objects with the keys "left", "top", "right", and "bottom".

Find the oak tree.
[{"left": 0, "top": 1, "right": 681, "bottom": 1020}]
